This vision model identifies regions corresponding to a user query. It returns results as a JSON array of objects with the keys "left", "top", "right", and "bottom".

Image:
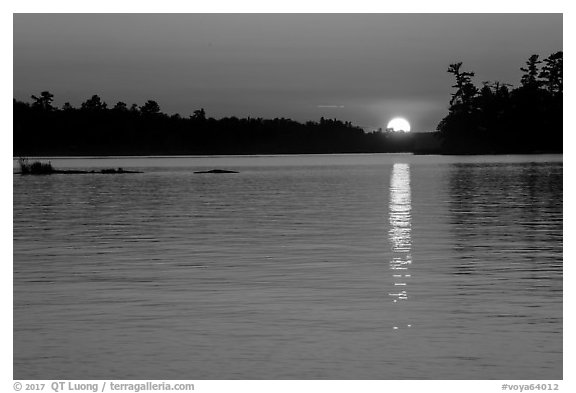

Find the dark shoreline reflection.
[
  {"left": 446, "top": 161, "right": 563, "bottom": 352},
  {"left": 388, "top": 163, "right": 413, "bottom": 329},
  {"left": 448, "top": 162, "right": 562, "bottom": 275}
]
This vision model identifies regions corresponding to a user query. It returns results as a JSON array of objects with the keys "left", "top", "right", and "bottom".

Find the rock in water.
[{"left": 194, "top": 169, "right": 239, "bottom": 174}]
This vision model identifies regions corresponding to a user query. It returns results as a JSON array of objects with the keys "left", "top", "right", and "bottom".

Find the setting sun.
[{"left": 387, "top": 117, "right": 411, "bottom": 132}]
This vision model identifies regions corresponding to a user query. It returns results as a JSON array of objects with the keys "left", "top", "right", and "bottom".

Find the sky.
[{"left": 13, "top": 14, "right": 562, "bottom": 132}]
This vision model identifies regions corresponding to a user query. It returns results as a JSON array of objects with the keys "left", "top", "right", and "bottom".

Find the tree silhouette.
[
  {"left": 447, "top": 62, "right": 477, "bottom": 108},
  {"left": 520, "top": 55, "right": 542, "bottom": 88},
  {"left": 31, "top": 91, "right": 54, "bottom": 111},
  {"left": 539, "top": 51, "right": 563, "bottom": 95},
  {"left": 437, "top": 62, "right": 480, "bottom": 150},
  {"left": 140, "top": 100, "right": 161, "bottom": 115},
  {"left": 113, "top": 101, "right": 128, "bottom": 111},
  {"left": 192, "top": 108, "right": 206, "bottom": 121},
  {"left": 81, "top": 95, "right": 107, "bottom": 111}
]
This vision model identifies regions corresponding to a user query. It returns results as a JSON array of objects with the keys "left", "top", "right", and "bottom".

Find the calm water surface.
[{"left": 13, "top": 154, "right": 563, "bottom": 379}]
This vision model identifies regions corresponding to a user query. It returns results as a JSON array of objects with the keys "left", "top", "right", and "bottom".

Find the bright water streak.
[
  {"left": 389, "top": 163, "right": 412, "bottom": 323},
  {"left": 13, "top": 154, "right": 562, "bottom": 379}
]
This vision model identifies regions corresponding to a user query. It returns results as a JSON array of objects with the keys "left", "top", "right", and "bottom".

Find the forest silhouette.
[
  {"left": 14, "top": 52, "right": 562, "bottom": 156},
  {"left": 437, "top": 51, "right": 562, "bottom": 154}
]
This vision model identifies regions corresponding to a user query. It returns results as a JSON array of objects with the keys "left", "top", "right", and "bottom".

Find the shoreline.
[{"left": 13, "top": 150, "right": 563, "bottom": 159}]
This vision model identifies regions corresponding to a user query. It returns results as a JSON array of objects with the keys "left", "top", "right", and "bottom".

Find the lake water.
[{"left": 13, "top": 154, "right": 563, "bottom": 380}]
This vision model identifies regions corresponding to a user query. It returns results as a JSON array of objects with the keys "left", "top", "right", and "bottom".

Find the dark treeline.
[
  {"left": 14, "top": 51, "right": 562, "bottom": 156},
  {"left": 14, "top": 95, "right": 411, "bottom": 156},
  {"left": 437, "top": 51, "right": 562, "bottom": 154}
]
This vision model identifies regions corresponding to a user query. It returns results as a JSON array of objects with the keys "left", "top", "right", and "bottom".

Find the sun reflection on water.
[{"left": 388, "top": 163, "right": 412, "bottom": 329}]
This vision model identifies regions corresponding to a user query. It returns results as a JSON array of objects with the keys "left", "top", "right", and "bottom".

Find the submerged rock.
[
  {"left": 194, "top": 169, "right": 239, "bottom": 174},
  {"left": 100, "top": 168, "right": 141, "bottom": 174}
]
